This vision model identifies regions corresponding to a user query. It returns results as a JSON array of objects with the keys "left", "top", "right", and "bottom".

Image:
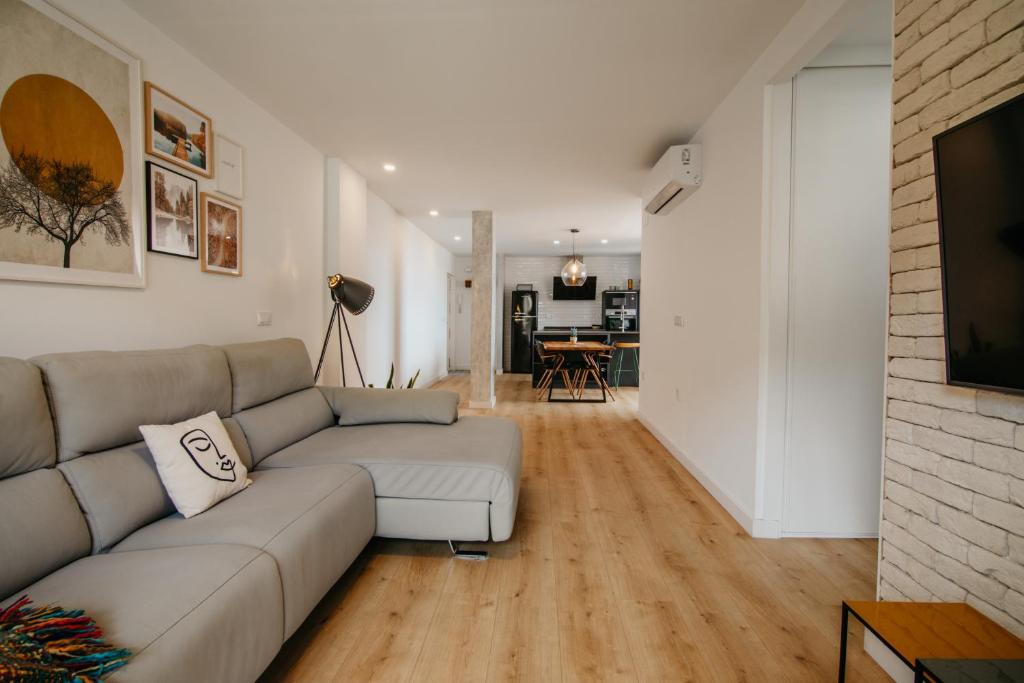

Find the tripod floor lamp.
[{"left": 314, "top": 273, "right": 374, "bottom": 386}]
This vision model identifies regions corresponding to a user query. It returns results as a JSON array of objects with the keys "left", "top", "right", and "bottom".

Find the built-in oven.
[
  {"left": 605, "top": 313, "right": 637, "bottom": 332},
  {"left": 602, "top": 290, "right": 639, "bottom": 331}
]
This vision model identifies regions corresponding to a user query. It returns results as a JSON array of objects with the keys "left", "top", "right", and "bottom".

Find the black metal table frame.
[
  {"left": 914, "top": 659, "right": 936, "bottom": 683},
  {"left": 839, "top": 601, "right": 917, "bottom": 682}
]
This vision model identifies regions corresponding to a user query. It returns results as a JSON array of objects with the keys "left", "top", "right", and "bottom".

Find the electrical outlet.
[
  {"left": 673, "top": 315, "right": 684, "bottom": 327},
  {"left": 256, "top": 311, "right": 272, "bottom": 326}
]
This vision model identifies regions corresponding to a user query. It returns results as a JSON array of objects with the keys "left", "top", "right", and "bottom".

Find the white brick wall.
[
  {"left": 501, "top": 255, "right": 640, "bottom": 370},
  {"left": 880, "top": 0, "right": 1024, "bottom": 635}
]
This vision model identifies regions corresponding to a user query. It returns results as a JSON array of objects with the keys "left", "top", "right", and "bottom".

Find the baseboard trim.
[
  {"left": 781, "top": 530, "right": 879, "bottom": 539},
  {"left": 418, "top": 372, "right": 448, "bottom": 389},
  {"left": 752, "top": 518, "right": 782, "bottom": 539},
  {"left": 637, "top": 413, "right": 754, "bottom": 535},
  {"left": 865, "top": 631, "right": 913, "bottom": 683}
]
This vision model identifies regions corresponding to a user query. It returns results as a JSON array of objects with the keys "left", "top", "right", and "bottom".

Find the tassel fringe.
[{"left": 0, "top": 595, "right": 131, "bottom": 682}]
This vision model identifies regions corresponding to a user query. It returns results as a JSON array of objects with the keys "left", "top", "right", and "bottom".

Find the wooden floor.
[{"left": 262, "top": 374, "right": 888, "bottom": 682}]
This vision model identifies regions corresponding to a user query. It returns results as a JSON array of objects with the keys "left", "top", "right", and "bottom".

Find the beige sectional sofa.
[{"left": 0, "top": 338, "right": 522, "bottom": 682}]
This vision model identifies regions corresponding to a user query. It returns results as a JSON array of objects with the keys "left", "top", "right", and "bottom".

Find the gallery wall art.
[
  {"left": 0, "top": 0, "right": 144, "bottom": 287},
  {"left": 200, "top": 192, "right": 242, "bottom": 277},
  {"left": 145, "top": 82, "right": 213, "bottom": 178},
  {"left": 146, "top": 162, "right": 197, "bottom": 259}
]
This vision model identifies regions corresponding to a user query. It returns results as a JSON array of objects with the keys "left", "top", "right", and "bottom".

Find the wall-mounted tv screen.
[
  {"left": 935, "top": 92, "right": 1024, "bottom": 394},
  {"left": 552, "top": 276, "right": 597, "bottom": 300}
]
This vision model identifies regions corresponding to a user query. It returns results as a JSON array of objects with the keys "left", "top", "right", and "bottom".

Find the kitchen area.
[
  {"left": 448, "top": 252, "right": 640, "bottom": 401},
  {"left": 505, "top": 254, "right": 640, "bottom": 401}
]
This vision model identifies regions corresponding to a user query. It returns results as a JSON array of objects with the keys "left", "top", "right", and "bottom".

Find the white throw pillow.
[{"left": 139, "top": 411, "right": 251, "bottom": 518}]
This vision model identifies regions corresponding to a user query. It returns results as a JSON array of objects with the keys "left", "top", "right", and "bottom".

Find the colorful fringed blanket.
[{"left": 0, "top": 596, "right": 131, "bottom": 682}]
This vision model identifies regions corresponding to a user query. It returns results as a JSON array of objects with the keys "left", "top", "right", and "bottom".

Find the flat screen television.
[
  {"left": 935, "top": 92, "right": 1024, "bottom": 394},
  {"left": 552, "top": 276, "right": 597, "bottom": 300}
]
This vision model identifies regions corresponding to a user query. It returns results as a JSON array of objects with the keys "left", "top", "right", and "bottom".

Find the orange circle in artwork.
[{"left": 0, "top": 74, "right": 124, "bottom": 199}]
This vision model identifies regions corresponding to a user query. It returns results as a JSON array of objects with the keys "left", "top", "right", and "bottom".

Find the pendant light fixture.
[{"left": 561, "top": 228, "right": 587, "bottom": 287}]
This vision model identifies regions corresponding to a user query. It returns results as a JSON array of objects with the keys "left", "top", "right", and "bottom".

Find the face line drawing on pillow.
[{"left": 179, "top": 427, "right": 237, "bottom": 482}]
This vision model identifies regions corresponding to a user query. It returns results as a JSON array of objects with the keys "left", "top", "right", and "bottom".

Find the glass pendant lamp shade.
[
  {"left": 561, "top": 228, "right": 587, "bottom": 286},
  {"left": 561, "top": 256, "right": 587, "bottom": 286}
]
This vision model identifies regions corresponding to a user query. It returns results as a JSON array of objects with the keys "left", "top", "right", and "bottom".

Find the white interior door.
[
  {"left": 447, "top": 274, "right": 456, "bottom": 372},
  {"left": 783, "top": 65, "right": 891, "bottom": 536}
]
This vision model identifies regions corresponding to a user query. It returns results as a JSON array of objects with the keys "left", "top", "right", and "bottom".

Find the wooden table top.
[
  {"left": 541, "top": 341, "right": 613, "bottom": 352},
  {"left": 845, "top": 601, "right": 1024, "bottom": 665}
]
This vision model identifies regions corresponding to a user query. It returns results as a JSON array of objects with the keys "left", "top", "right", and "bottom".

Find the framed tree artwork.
[
  {"left": 146, "top": 162, "right": 197, "bottom": 259},
  {"left": 145, "top": 82, "right": 214, "bottom": 178},
  {"left": 199, "top": 193, "right": 242, "bottom": 277},
  {"left": 0, "top": 0, "right": 144, "bottom": 287}
]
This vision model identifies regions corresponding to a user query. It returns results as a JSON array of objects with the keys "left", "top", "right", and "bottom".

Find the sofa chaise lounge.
[{"left": 0, "top": 338, "right": 522, "bottom": 682}]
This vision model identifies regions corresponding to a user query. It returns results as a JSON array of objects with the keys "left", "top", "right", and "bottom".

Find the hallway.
[{"left": 264, "top": 374, "right": 887, "bottom": 681}]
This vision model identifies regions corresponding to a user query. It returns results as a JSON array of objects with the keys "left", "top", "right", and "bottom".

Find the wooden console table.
[{"left": 838, "top": 601, "right": 1024, "bottom": 682}]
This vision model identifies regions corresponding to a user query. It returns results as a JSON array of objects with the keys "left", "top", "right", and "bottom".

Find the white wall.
[
  {"left": 0, "top": 0, "right": 325, "bottom": 360},
  {"left": 639, "top": 0, "right": 868, "bottom": 531},
  {"left": 324, "top": 159, "right": 454, "bottom": 388}
]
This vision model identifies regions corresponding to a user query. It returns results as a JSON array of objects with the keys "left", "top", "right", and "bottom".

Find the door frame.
[
  {"left": 752, "top": 2, "right": 895, "bottom": 539},
  {"left": 446, "top": 272, "right": 455, "bottom": 373}
]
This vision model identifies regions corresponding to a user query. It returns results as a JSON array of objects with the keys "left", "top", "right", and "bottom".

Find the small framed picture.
[
  {"left": 146, "top": 162, "right": 198, "bottom": 259},
  {"left": 145, "top": 82, "right": 214, "bottom": 178},
  {"left": 199, "top": 193, "right": 242, "bottom": 277},
  {"left": 215, "top": 135, "right": 244, "bottom": 199}
]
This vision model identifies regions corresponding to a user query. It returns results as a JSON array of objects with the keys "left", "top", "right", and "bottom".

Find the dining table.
[{"left": 540, "top": 340, "right": 615, "bottom": 403}]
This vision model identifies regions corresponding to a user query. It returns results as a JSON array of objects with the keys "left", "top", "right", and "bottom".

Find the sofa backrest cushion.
[
  {"left": 57, "top": 419, "right": 253, "bottom": 554},
  {"left": 0, "top": 469, "right": 91, "bottom": 599},
  {"left": 232, "top": 388, "right": 335, "bottom": 465},
  {"left": 0, "top": 357, "right": 56, "bottom": 479},
  {"left": 222, "top": 338, "right": 315, "bottom": 413},
  {"left": 58, "top": 441, "right": 175, "bottom": 553},
  {"left": 32, "top": 346, "right": 232, "bottom": 462}
]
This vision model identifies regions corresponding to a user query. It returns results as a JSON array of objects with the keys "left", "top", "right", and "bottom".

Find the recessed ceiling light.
[
  {"left": 601, "top": 239, "right": 608, "bottom": 244},
  {"left": 382, "top": 163, "right": 396, "bottom": 172},
  {"left": 553, "top": 240, "right": 560, "bottom": 245},
  {"left": 454, "top": 235, "right": 462, "bottom": 241},
  {"left": 429, "top": 210, "right": 439, "bottom": 217}
]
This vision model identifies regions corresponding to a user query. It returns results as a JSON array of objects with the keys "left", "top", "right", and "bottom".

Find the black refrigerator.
[{"left": 510, "top": 290, "right": 537, "bottom": 373}]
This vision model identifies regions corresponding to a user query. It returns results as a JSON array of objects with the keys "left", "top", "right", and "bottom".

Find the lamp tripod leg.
[
  {"left": 339, "top": 307, "right": 366, "bottom": 388},
  {"left": 336, "top": 304, "right": 346, "bottom": 387},
  {"left": 314, "top": 304, "right": 339, "bottom": 383}
]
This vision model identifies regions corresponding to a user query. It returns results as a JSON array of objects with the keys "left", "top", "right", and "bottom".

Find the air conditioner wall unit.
[{"left": 643, "top": 144, "right": 702, "bottom": 215}]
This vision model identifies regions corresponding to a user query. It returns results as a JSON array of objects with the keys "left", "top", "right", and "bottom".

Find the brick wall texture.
[{"left": 880, "top": 0, "right": 1024, "bottom": 634}]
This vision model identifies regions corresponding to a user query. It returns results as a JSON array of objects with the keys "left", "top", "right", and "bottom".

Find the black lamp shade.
[{"left": 327, "top": 274, "right": 374, "bottom": 315}]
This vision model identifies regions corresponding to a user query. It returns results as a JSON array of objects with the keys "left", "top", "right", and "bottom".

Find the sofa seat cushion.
[
  {"left": 257, "top": 416, "right": 522, "bottom": 541},
  {"left": 10, "top": 545, "right": 282, "bottom": 683},
  {"left": 112, "top": 465, "right": 375, "bottom": 637}
]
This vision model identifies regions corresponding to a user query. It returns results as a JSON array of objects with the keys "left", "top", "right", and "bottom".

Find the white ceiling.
[{"left": 124, "top": 0, "right": 803, "bottom": 256}]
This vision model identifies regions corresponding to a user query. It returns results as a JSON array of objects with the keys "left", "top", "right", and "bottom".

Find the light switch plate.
[
  {"left": 256, "top": 311, "right": 272, "bottom": 326},
  {"left": 673, "top": 315, "right": 684, "bottom": 327}
]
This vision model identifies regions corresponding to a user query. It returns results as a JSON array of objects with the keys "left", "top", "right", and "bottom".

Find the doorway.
[{"left": 780, "top": 64, "right": 892, "bottom": 536}]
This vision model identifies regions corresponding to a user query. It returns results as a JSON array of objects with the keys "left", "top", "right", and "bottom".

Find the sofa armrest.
[{"left": 318, "top": 386, "right": 459, "bottom": 426}]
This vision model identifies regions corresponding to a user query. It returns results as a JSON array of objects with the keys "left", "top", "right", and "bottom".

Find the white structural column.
[{"left": 469, "top": 210, "right": 496, "bottom": 408}]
